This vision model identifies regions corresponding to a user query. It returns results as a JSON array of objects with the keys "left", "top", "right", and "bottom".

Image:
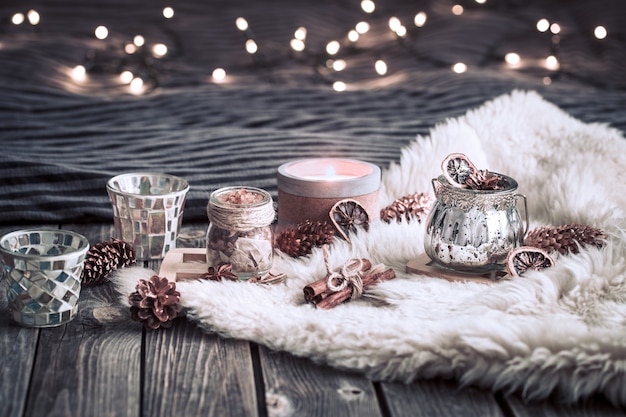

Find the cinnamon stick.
[
  {"left": 303, "top": 259, "right": 371, "bottom": 303},
  {"left": 315, "top": 268, "right": 396, "bottom": 309}
]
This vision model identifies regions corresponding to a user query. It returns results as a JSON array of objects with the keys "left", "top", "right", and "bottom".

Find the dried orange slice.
[
  {"left": 506, "top": 246, "right": 555, "bottom": 277},
  {"left": 441, "top": 153, "right": 477, "bottom": 188},
  {"left": 330, "top": 199, "right": 370, "bottom": 242}
]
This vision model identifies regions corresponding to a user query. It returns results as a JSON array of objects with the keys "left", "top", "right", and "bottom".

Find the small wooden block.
[
  {"left": 159, "top": 248, "right": 209, "bottom": 282},
  {"left": 406, "top": 253, "right": 505, "bottom": 284}
]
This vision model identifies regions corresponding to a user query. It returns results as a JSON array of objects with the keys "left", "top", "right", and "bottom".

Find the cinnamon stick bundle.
[{"left": 303, "top": 259, "right": 396, "bottom": 309}]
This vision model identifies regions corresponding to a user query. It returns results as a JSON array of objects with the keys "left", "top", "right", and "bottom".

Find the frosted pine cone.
[
  {"left": 524, "top": 224, "right": 606, "bottom": 255},
  {"left": 81, "top": 238, "right": 136, "bottom": 285},
  {"left": 465, "top": 169, "right": 504, "bottom": 190},
  {"left": 380, "top": 192, "right": 434, "bottom": 224},
  {"left": 276, "top": 220, "right": 335, "bottom": 258},
  {"left": 129, "top": 275, "right": 181, "bottom": 329}
]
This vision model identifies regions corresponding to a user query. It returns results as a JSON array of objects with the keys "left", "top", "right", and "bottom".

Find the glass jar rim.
[
  {"left": 209, "top": 186, "right": 272, "bottom": 208},
  {"left": 435, "top": 173, "right": 519, "bottom": 194},
  {"left": 0, "top": 228, "right": 90, "bottom": 260},
  {"left": 107, "top": 172, "right": 190, "bottom": 197}
]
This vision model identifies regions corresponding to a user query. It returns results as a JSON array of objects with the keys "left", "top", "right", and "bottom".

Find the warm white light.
[
  {"left": 452, "top": 5, "right": 464, "bottom": 15},
  {"left": 294, "top": 27, "right": 307, "bottom": 41},
  {"left": 355, "top": 21, "right": 370, "bottom": 34},
  {"left": 236, "top": 17, "right": 249, "bottom": 31},
  {"left": 11, "top": 13, "right": 24, "bottom": 25},
  {"left": 550, "top": 23, "right": 561, "bottom": 34},
  {"left": 388, "top": 17, "right": 401, "bottom": 32},
  {"left": 594, "top": 25, "right": 607, "bottom": 40},
  {"left": 129, "top": 77, "right": 144, "bottom": 95},
  {"left": 163, "top": 7, "right": 174, "bottom": 19},
  {"left": 95, "top": 26, "right": 108, "bottom": 40},
  {"left": 326, "top": 40, "right": 340, "bottom": 55},
  {"left": 414, "top": 12, "right": 427, "bottom": 27},
  {"left": 212, "top": 68, "right": 226, "bottom": 82},
  {"left": 475, "top": 0, "right": 487, "bottom": 4},
  {"left": 536, "top": 18, "right": 550, "bottom": 32},
  {"left": 119, "top": 71, "right": 133, "bottom": 84},
  {"left": 545, "top": 55, "right": 559, "bottom": 70},
  {"left": 152, "top": 43, "right": 168, "bottom": 57},
  {"left": 71, "top": 65, "right": 86, "bottom": 82},
  {"left": 332, "top": 81, "right": 346, "bottom": 92},
  {"left": 290, "top": 38, "right": 305, "bottom": 52},
  {"left": 452, "top": 62, "right": 467, "bottom": 73},
  {"left": 245, "top": 39, "right": 258, "bottom": 54},
  {"left": 504, "top": 52, "right": 521, "bottom": 66},
  {"left": 133, "top": 35, "right": 145, "bottom": 47},
  {"left": 361, "top": 0, "right": 375, "bottom": 14},
  {"left": 375, "top": 60, "right": 387, "bottom": 75},
  {"left": 332, "top": 59, "right": 347, "bottom": 71},
  {"left": 395, "top": 25, "right": 407, "bottom": 37},
  {"left": 125, "top": 43, "right": 137, "bottom": 54},
  {"left": 27, "top": 10, "right": 40, "bottom": 25},
  {"left": 348, "top": 30, "right": 359, "bottom": 42}
]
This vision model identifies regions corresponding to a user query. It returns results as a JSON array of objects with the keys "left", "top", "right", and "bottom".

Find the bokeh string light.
[
  {"left": 1, "top": 1, "right": 621, "bottom": 94},
  {"left": 224, "top": 0, "right": 615, "bottom": 91}
]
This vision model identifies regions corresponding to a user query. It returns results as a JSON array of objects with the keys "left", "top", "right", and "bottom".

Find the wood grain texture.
[
  {"left": 259, "top": 345, "right": 382, "bottom": 417},
  {"left": 142, "top": 222, "right": 258, "bottom": 416},
  {"left": 21, "top": 224, "right": 141, "bottom": 417},
  {"left": 380, "top": 379, "right": 503, "bottom": 417},
  {"left": 504, "top": 394, "right": 626, "bottom": 417},
  {"left": 0, "top": 273, "right": 39, "bottom": 417},
  {"left": 143, "top": 319, "right": 259, "bottom": 417},
  {"left": 0, "top": 314, "right": 37, "bottom": 417},
  {"left": 23, "top": 283, "right": 141, "bottom": 417},
  {"left": 0, "top": 225, "right": 51, "bottom": 417}
]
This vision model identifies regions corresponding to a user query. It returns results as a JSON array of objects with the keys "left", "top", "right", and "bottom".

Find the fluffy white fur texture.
[{"left": 113, "top": 90, "right": 626, "bottom": 405}]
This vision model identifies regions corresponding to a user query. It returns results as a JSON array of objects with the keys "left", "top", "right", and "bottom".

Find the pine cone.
[
  {"left": 129, "top": 275, "right": 181, "bottom": 329},
  {"left": 81, "top": 238, "right": 136, "bottom": 285},
  {"left": 523, "top": 224, "right": 606, "bottom": 255},
  {"left": 465, "top": 169, "right": 504, "bottom": 190},
  {"left": 380, "top": 192, "right": 434, "bottom": 224},
  {"left": 276, "top": 220, "right": 335, "bottom": 258}
]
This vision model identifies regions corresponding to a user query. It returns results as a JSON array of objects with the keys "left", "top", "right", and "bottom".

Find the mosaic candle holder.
[
  {"left": 0, "top": 229, "right": 89, "bottom": 327},
  {"left": 107, "top": 172, "right": 190, "bottom": 260},
  {"left": 277, "top": 158, "right": 381, "bottom": 227}
]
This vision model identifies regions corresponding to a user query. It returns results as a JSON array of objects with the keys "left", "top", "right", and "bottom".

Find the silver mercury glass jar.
[{"left": 424, "top": 174, "right": 528, "bottom": 273}]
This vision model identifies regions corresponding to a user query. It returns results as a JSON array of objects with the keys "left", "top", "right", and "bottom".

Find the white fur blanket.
[{"left": 114, "top": 90, "right": 626, "bottom": 405}]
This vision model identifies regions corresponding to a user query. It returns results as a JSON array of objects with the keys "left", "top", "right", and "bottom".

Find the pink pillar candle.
[{"left": 277, "top": 158, "right": 381, "bottom": 227}]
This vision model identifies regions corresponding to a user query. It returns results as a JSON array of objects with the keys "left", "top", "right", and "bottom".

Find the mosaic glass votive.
[
  {"left": 107, "top": 172, "right": 190, "bottom": 260},
  {"left": 0, "top": 229, "right": 89, "bottom": 327}
]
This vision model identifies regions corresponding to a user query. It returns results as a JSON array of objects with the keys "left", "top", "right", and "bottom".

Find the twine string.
[
  {"left": 323, "top": 246, "right": 364, "bottom": 300},
  {"left": 207, "top": 199, "right": 275, "bottom": 232}
]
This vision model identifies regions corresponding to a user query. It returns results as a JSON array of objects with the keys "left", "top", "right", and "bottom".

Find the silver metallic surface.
[{"left": 424, "top": 174, "right": 528, "bottom": 273}]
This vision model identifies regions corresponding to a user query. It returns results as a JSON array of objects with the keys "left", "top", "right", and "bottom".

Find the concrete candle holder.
[{"left": 277, "top": 158, "right": 381, "bottom": 228}]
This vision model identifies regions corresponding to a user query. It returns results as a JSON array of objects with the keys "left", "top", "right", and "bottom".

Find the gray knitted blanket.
[{"left": 1, "top": 0, "right": 624, "bottom": 225}]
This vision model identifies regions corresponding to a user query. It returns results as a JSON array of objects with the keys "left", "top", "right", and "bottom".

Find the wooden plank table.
[{"left": 1, "top": 223, "right": 625, "bottom": 417}]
